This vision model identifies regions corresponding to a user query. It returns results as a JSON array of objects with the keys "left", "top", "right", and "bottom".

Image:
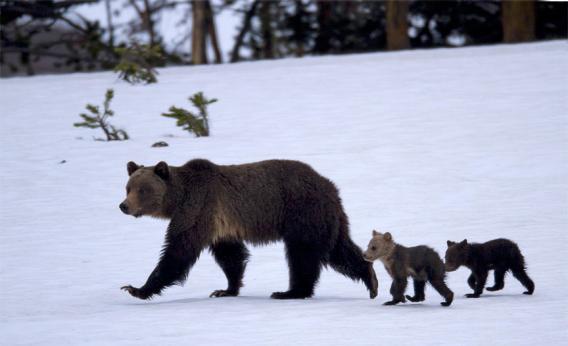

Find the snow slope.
[{"left": 1, "top": 41, "right": 566, "bottom": 346}]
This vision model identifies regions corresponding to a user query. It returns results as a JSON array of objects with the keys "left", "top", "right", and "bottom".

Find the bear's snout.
[{"left": 119, "top": 202, "right": 129, "bottom": 214}]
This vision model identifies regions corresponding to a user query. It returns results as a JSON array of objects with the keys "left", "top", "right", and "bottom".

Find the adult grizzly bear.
[{"left": 119, "top": 159, "right": 378, "bottom": 300}]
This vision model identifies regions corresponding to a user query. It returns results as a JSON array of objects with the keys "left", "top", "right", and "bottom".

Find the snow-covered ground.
[{"left": 1, "top": 41, "right": 566, "bottom": 345}]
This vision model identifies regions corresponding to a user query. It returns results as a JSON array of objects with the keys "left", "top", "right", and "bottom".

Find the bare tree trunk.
[
  {"left": 230, "top": 0, "right": 260, "bottom": 63},
  {"left": 386, "top": 0, "right": 409, "bottom": 50},
  {"left": 314, "top": 0, "right": 332, "bottom": 54},
  {"left": 129, "top": 0, "right": 156, "bottom": 47},
  {"left": 205, "top": 0, "right": 222, "bottom": 64},
  {"left": 293, "top": 0, "right": 305, "bottom": 58},
  {"left": 143, "top": 0, "right": 156, "bottom": 47},
  {"left": 104, "top": 0, "right": 115, "bottom": 49},
  {"left": 502, "top": 0, "right": 535, "bottom": 43},
  {"left": 192, "top": 0, "right": 207, "bottom": 64},
  {"left": 260, "top": 0, "right": 274, "bottom": 59}
]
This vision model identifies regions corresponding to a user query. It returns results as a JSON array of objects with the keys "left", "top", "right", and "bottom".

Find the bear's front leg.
[
  {"left": 467, "top": 273, "right": 476, "bottom": 290},
  {"left": 384, "top": 277, "right": 407, "bottom": 306},
  {"left": 209, "top": 240, "right": 250, "bottom": 298},
  {"left": 121, "top": 217, "right": 206, "bottom": 300},
  {"left": 466, "top": 270, "right": 488, "bottom": 298}
]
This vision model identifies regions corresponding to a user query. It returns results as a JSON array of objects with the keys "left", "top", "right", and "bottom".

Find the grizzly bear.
[
  {"left": 363, "top": 230, "right": 453, "bottom": 307},
  {"left": 445, "top": 238, "right": 535, "bottom": 297},
  {"left": 119, "top": 159, "right": 378, "bottom": 300}
]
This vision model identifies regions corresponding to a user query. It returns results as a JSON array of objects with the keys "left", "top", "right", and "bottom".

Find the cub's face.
[
  {"left": 444, "top": 240, "right": 468, "bottom": 272},
  {"left": 119, "top": 161, "right": 169, "bottom": 218},
  {"left": 363, "top": 230, "right": 394, "bottom": 262}
]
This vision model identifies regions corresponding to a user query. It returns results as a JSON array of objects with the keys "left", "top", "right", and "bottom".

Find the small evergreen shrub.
[
  {"left": 74, "top": 89, "right": 129, "bottom": 141},
  {"left": 161, "top": 92, "right": 218, "bottom": 137},
  {"left": 113, "top": 43, "right": 164, "bottom": 84}
]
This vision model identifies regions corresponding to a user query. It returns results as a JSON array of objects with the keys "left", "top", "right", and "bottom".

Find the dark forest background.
[{"left": 1, "top": 0, "right": 566, "bottom": 77}]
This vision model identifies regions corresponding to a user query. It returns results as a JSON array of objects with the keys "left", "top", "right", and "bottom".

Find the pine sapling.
[
  {"left": 74, "top": 89, "right": 129, "bottom": 141},
  {"left": 113, "top": 43, "right": 164, "bottom": 84},
  {"left": 161, "top": 92, "right": 217, "bottom": 137}
]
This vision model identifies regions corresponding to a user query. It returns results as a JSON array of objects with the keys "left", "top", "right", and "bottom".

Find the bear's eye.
[
  {"left": 139, "top": 188, "right": 145, "bottom": 195},
  {"left": 371, "top": 246, "right": 376, "bottom": 251},
  {"left": 126, "top": 187, "right": 131, "bottom": 194}
]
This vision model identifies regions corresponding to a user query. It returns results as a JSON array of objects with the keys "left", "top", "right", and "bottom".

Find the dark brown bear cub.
[
  {"left": 119, "top": 159, "right": 378, "bottom": 300},
  {"left": 445, "top": 238, "right": 535, "bottom": 298},
  {"left": 363, "top": 230, "right": 453, "bottom": 307}
]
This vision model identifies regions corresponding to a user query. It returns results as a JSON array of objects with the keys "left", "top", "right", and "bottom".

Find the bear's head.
[
  {"left": 444, "top": 239, "right": 468, "bottom": 272},
  {"left": 119, "top": 161, "right": 170, "bottom": 218},
  {"left": 363, "top": 230, "right": 395, "bottom": 262}
]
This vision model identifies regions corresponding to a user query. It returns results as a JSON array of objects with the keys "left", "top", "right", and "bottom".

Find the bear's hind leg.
[
  {"left": 209, "top": 240, "right": 250, "bottom": 297},
  {"left": 486, "top": 266, "right": 507, "bottom": 292},
  {"left": 406, "top": 279, "right": 426, "bottom": 302},
  {"left": 271, "top": 242, "right": 323, "bottom": 299},
  {"left": 329, "top": 236, "right": 378, "bottom": 299},
  {"left": 511, "top": 265, "right": 535, "bottom": 295},
  {"left": 430, "top": 279, "right": 454, "bottom": 307}
]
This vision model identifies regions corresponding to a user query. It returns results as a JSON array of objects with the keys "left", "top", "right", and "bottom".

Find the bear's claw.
[
  {"left": 210, "top": 289, "right": 238, "bottom": 298},
  {"left": 121, "top": 285, "right": 150, "bottom": 299}
]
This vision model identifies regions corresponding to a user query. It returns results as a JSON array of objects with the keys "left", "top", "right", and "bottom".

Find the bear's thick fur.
[
  {"left": 445, "top": 238, "right": 535, "bottom": 297},
  {"left": 119, "top": 159, "right": 378, "bottom": 300}
]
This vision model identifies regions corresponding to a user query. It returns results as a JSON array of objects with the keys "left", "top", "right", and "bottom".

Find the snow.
[{"left": 1, "top": 41, "right": 567, "bottom": 345}]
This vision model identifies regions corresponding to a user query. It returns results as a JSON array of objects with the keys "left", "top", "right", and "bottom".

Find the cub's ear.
[
  {"left": 447, "top": 240, "right": 456, "bottom": 247},
  {"left": 459, "top": 239, "right": 468, "bottom": 246},
  {"left": 127, "top": 161, "right": 140, "bottom": 176},
  {"left": 384, "top": 232, "right": 392, "bottom": 241},
  {"left": 372, "top": 230, "right": 379, "bottom": 236},
  {"left": 154, "top": 161, "right": 169, "bottom": 180}
]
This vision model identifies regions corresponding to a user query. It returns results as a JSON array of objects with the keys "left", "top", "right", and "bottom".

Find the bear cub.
[
  {"left": 445, "top": 238, "right": 535, "bottom": 297},
  {"left": 363, "top": 230, "right": 453, "bottom": 307}
]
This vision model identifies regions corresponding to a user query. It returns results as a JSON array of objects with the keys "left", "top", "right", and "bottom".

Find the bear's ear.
[
  {"left": 154, "top": 161, "right": 169, "bottom": 180},
  {"left": 384, "top": 232, "right": 392, "bottom": 241},
  {"left": 127, "top": 161, "right": 140, "bottom": 176},
  {"left": 447, "top": 240, "right": 456, "bottom": 247},
  {"left": 459, "top": 239, "right": 468, "bottom": 246},
  {"left": 372, "top": 230, "right": 379, "bottom": 236}
]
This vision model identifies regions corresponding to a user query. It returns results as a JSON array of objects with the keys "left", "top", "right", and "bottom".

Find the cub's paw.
[
  {"left": 121, "top": 285, "right": 150, "bottom": 300},
  {"left": 383, "top": 300, "right": 403, "bottom": 306},
  {"left": 486, "top": 286, "right": 503, "bottom": 292},
  {"left": 523, "top": 291, "right": 533, "bottom": 295},
  {"left": 441, "top": 292, "right": 453, "bottom": 307},
  {"left": 405, "top": 295, "right": 425, "bottom": 302},
  {"left": 270, "top": 291, "right": 311, "bottom": 299},
  {"left": 210, "top": 289, "right": 238, "bottom": 298},
  {"left": 465, "top": 293, "right": 481, "bottom": 298}
]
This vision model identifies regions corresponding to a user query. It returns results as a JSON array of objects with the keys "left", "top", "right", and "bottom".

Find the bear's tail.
[{"left": 328, "top": 212, "right": 378, "bottom": 299}]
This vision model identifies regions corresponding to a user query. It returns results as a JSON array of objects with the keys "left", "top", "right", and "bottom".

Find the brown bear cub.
[
  {"left": 119, "top": 159, "right": 378, "bottom": 300},
  {"left": 363, "top": 231, "right": 453, "bottom": 307},
  {"left": 445, "top": 238, "right": 535, "bottom": 298}
]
